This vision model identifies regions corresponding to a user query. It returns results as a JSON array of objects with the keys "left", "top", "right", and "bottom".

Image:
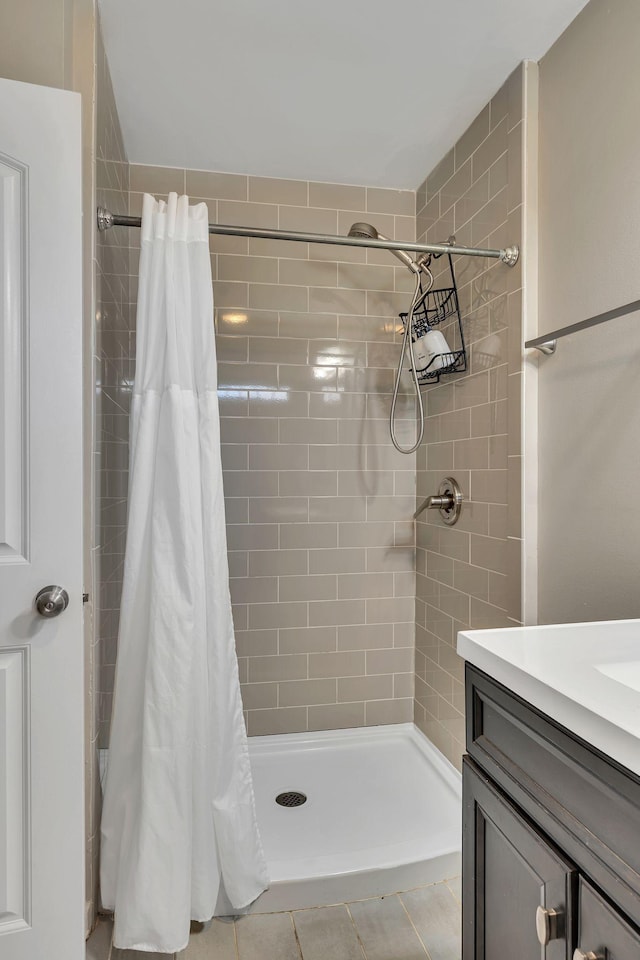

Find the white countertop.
[{"left": 457, "top": 618, "right": 640, "bottom": 777}]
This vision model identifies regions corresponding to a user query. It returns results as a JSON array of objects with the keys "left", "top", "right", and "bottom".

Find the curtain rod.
[
  {"left": 96, "top": 207, "right": 519, "bottom": 266},
  {"left": 525, "top": 297, "right": 640, "bottom": 355}
]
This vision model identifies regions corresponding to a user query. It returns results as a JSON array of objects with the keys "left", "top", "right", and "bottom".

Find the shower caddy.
[{"left": 400, "top": 250, "right": 466, "bottom": 384}]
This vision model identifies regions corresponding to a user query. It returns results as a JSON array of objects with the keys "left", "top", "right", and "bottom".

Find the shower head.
[
  {"left": 348, "top": 222, "right": 421, "bottom": 274},
  {"left": 347, "top": 222, "right": 378, "bottom": 240}
]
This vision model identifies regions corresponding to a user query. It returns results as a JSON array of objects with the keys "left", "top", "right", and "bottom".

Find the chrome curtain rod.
[
  {"left": 525, "top": 297, "right": 640, "bottom": 355},
  {"left": 96, "top": 207, "right": 519, "bottom": 266}
]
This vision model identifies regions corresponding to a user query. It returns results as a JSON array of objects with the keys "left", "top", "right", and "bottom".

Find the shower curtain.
[{"left": 100, "top": 193, "right": 269, "bottom": 953}]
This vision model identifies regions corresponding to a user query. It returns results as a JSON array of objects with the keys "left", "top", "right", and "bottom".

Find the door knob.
[
  {"left": 536, "top": 906, "right": 564, "bottom": 945},
  {"left": 573, "top": 950, "right": 606, "bottom": 960},
  {"left": 35, "top": 586, "right": 69, "bottom": 618}
]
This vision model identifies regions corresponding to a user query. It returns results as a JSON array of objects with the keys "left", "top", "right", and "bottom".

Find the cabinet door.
[
  {"left": 576, "top": 878, "right": 640, "bottom": 959},
  {"left": 463, "top": 758, "right": 577, "bottom": 960}
]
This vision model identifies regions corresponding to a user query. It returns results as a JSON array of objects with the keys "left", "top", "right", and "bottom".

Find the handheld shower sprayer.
[
  {"left": 347, "top": 222, "right": 423, "bottom": 275},
  {"left": 347, "top": 222, "right": 432, "bottom": 455}
]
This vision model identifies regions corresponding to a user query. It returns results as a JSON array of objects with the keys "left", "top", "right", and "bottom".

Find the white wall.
[{"left": 537, "top": 0, "right": 640, "bottom": 623}]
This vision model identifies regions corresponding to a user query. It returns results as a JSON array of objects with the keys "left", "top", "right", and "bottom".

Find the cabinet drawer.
[
  {"left": 466, "top": 665, "right": 640, "bottom": 922},
  {"left": 577, "top": 877, "right": 640, "bottom": 959}
]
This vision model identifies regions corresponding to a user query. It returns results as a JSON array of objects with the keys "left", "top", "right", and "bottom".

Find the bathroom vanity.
[{"left": 458, "top": 620, "right": 640, "bottom": 960}]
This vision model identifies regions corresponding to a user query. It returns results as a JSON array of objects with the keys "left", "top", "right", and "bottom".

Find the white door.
[{"left": 0, "top": 79, "right": 84, "bottom": 958}]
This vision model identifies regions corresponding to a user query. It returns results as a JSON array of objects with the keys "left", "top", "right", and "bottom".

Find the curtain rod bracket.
[
  {"left": 97, "top": 207, "right": 113, "bottom": 232},
  {"left": 530, "top": 340, "right": 557, "bottom": 355},
  {"left": 500, "top": 246, "right": 520, "bottom": 267}
]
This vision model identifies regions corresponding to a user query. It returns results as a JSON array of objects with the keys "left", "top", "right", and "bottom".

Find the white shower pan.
[{"left": 246, "top": 723, "right": 461, "bottom": 913}]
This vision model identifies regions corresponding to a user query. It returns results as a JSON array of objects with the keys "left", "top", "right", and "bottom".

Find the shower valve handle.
[
  {"left": 413, "top": 477, "right": 463, "bottom": 526},
  {"left": 423, "top": 495, "right": 451, "bottom": 509}
]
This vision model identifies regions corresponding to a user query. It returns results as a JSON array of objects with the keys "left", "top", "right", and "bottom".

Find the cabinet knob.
[
  {"left": 536, "top": 906, "right": 564, "bottom": 945},
  {"left": 573, "top": 950, "right": 606, "bottom": 960}
]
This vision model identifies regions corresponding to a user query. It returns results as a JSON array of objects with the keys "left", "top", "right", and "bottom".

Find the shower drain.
[{"left": 275, "top": 791, "right": 307, "bottom": 807}]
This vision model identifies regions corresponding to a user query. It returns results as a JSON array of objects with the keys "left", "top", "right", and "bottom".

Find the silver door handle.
[
  {"left": 573, "top": 950, "right": 606, "bottom": 960},
  {"left": 35, "top": 586, "right": 69, "bottom": 618}
]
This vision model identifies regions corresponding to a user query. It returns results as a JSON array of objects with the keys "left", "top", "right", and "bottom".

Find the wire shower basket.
[{"left": 399, "top": 251, "right": 466, "bottom": 384}]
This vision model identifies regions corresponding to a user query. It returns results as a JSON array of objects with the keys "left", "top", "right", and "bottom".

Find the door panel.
[
  {"left": 0, "top": 77, "right": 84, "bottom": 959},
  {"left": 578, "top": 878, "right": 640, "bottom": 960},
  {"left": 0, "top": 647, "right": 27, "bottom": 931},
  {"left": 0, "top": 155, "right": 27, "bottom": 562},
  {"left": 463, "top": 757, "right": 577, "bottom": 960}
]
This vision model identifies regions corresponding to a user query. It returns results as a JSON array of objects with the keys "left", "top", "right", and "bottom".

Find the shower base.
[{"left": 246, "top": 722, "right": 461, "bottom": 913}]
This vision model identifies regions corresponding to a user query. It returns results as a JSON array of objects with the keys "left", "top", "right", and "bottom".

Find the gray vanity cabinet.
[{"left": 463, "top": 665, "right": 640, "bottom": 960}]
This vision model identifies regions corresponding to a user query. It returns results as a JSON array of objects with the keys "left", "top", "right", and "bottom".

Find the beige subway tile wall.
[
  {"left": 95, "top": 65, "right": 527, "bottom": 758},
  {"left": 100, "top": 164, "right": 419, "bottom": 738},
  {"left": 413, "top": 65, "right": 525, "bottom": 769}
]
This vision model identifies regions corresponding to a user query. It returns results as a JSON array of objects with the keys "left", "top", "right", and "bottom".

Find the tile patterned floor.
[{"left": 86, "top": 878, "right": 461, "bottom": 960}]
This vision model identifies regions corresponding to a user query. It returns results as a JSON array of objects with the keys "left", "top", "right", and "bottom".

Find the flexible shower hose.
[{"left": 389, "top": 266, "right": 433, "bottom": 454}]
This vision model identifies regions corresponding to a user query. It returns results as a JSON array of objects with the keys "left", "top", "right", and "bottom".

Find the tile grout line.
[
  {"left": 232, "top": 915, "right": 241, "bottom": 960},
  {"left": 288, "top": 909, "right": 305, "bottom": 960},
  {"left": 344, "top": 902, "right": 369, "bottom": 960},
  {"left": 398, "top": 891, "right": 434, "bottom": 960},
  {"left": 445, "top": 877, "right": 462, "bottom": 908}
]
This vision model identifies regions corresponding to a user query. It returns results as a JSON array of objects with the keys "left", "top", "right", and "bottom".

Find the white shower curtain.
[{"left": 100, "top": 193, "right": 269, "bottom": 953}]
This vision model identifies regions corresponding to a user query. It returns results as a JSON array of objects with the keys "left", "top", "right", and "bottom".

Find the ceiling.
[{"left": 98, "top": 0, "right": 589, "bottom": 190}]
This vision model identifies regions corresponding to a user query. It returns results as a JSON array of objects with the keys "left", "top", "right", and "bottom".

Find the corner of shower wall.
[
  {"left": 95, "top": 15, "right": 132, "bottom": 751},
  {"left": 413, "top": 63, "right": 527, "bottom": 770},
  {"left": 520, "top": 60, "right": 539, "bottom": 626},
  {"left": 88, "top": 8, "right": 131, "bottom": 929}
]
